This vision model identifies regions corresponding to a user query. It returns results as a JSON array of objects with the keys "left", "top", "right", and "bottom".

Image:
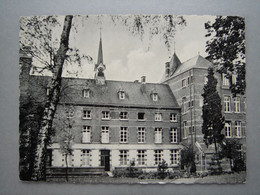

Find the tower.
[{"left": 94, "top": 35, "right": 106, "bottom": 85}]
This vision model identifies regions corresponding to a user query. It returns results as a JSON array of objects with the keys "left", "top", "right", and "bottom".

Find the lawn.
[{"left": 47, "top": 172, "right": 246, "bottom": 184}]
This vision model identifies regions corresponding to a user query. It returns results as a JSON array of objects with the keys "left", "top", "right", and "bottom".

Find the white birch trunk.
[{"left": 31, "top": 15, "right": 73, "bottom": 181}]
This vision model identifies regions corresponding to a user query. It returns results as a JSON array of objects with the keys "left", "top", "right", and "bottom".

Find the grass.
[{"left": 47, "top": 171, "right": 246, "bottom": 184}]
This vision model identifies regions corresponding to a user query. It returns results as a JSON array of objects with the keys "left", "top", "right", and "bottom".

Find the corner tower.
[{"left": 94, "top": 35, "right": 106, "bottom": 85}]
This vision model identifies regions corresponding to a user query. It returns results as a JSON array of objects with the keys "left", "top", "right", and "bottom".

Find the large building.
[
  {"left": 161, "top": 52, "right": 246, "bottom": 172},
  {"left": 20, "top": 38, "right": 183, "bottom": 176},
  {"left": 19, "top": 37, "right": 246, "bottom": 177}
]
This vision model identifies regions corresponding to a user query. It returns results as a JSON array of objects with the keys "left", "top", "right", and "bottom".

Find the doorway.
[{"left": 100, "top": 150, "right": 110, "bottom": 171}]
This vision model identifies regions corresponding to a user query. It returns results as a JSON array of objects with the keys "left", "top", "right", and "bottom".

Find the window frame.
[
  {"left": 119, "top": 112, "right": 128, "bottom": 120},
  {"left": 224, "top": 96, "right": 231, "bottom": 113},
  {"left": 235, "top": 121, "right": 242, "bottom": 138},
  {"left": 170, "top": 113, "right": 177, "bottom": 122},
  {"left": 137, "top": 112, "right": 145, "bottom": 121},
  {"left": 152, "top": 93, "right": 158, "bottom": 101},
  {"left": 82, "top": 125, "right": 91, "bottom": 143},
  {"left": 137, "top": 127, "right": 146, "bottom": 143},
  {"left": 225, "top": 121, "right": 232, "bottom": 138},
  {"left": 234, "top": 97, "right": 241, "bottom": 113},
  {"left": 137, "top": 150, "right": 146, "bottom": 165},
  {"left": 102, "top": 111, "right": 110, "bottom": 120},
  {"left": 119, "top": 150, "right": 128, "bottom": 165},
  {"left": 154, "top": 128, "right": 162, "bottom": 143},
  {"left": 170, "top": 128, "right": 178, "bottom": 143},
  {"left": 170, "top": 149, "right": 180, "bottom": 165},
  {"left": 119, "top": 91, "right": 125, "bottom": 100},
  {"left": 154, "top": 150, "right": 163, "bottom": 165},
  {"left": 222, "top": 73, "right": 230, "bottom": 87},
  {"left": 101, "top": 126, "right": 110, "bottom": 143},
  {"left": 82, "top": 110, "right": 91, "bottom": 119},
  {"left": 120, "top": 127, "right": 128, "bottom": 143},
  {"left": 81, "top": 150, "right": 91, "bottom": 166},
  {"left": 154, "top": 113, "right": 162, "bottom": 121}
]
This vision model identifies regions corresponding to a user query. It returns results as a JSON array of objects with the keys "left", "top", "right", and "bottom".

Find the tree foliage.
[
  {"left": 205, "top": 16, "right": 245, "bottom": 96},
  {"left": 180, "top": 144, "right": 196, "bottom": 174},
  {"left": 202, "top": 67, "right": 225, "bottom": 153}
]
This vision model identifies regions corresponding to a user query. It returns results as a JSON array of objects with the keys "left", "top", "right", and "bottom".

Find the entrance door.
[{"left": 100, "top": 150, "right": 110, "bottom": 171}]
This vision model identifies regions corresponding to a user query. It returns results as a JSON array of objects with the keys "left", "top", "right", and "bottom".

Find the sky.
[{"left": 31, "top": 15, "right": 216, "bottom": 83}]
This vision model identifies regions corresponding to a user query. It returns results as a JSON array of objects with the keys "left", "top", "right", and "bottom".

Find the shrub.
[{"left": 157, "top": 159, "right": 168, "bottom": 179}]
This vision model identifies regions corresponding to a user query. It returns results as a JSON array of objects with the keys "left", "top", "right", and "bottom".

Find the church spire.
[{"left": 97, "top": 35, "right": 103, "bottom": 65}]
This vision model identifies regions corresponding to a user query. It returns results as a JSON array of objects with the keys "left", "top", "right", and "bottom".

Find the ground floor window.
[
  {"left": 137, "top": 150, "right": 146, "bottom": 165},
  {"left": 154, "top": 150, "right": 163, "bottom": 165},
  {"left": 170, "top": 149, "right": 180, "bottom": 165},
  {"left": 119, "top": 150, "right": 128, "bottom": 165},
  {"left": 225, "top": 121, "right": 232, "bottom": 138},
  {"left": 81, "top": 150, "right": 91, "bottom": 166}
]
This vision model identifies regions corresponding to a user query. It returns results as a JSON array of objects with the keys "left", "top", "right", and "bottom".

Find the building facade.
[{"left": 161, "top": 53, "right": 246, "bottom": 172}]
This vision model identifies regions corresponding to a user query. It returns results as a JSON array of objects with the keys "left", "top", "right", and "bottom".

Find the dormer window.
[
  {"left": 83, "top": 89, "right": 90, "bottom": 98},
  {"left": 119, "top": 91, "right": 125, "bottom": 100},
  {"left": 152, "top": 93, "right": 158, "bottom": 101}
]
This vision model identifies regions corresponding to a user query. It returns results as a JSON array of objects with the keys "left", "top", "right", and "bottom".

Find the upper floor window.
[
  {"left": 120, "top": 127, "right": 128, "bottom": 143},
  {"left": 138, "top": 112, "right": 145, "bottom": 120},
  {"left": 170, "top": 128, "right": 178, "bottom": 143},
  {"left": 182, "top": 79, "right": 187, "bottom": 88},
  {"left": 83, "top": 89, "right": 90, "bottom": 98},
  {"left": 232, "top": 74, "right": 237, "bottom": 85},
  {"left": 152, "top": 93, "right": 158, "bottom": 101},
  {"left": 46, "top": 87, "right": 50, "bottom": 95},
  {"left": 224, "top": 96, "right": 231, "bottom": 112},
  {"left": 235, "top": 121, "right": 242, "bottom": 138},
  {"left": 102, "top": 111, "right": 110, "bottom": 120},
  {"left": 225, "top": 121, "right": 232, "bottom": 138},
  {"left": 222, "top": 73, "right": 230, "bottom": 86},
  {"left": 119, "top": 91, "right": 125, "bottom": 100},
  {"left": 187, "top": 76, "right": 193, "bottom": 85},
  {"left": 170, "top": 113, "right": 177, "bottom": 122},
  {"left": 101, "top": 126, "right": 109, "bottom": 143},
  {"left": 154, "top": 113, "right": 162, "bottom": 121},
  {"left": 182, "top": 97, "right": 187, "bottom": 113},
  {"left": 82, "top": 110, "right": 91, "bottom": 119},
  {"left": 234, "top": 97, "right": 240, "bottom": 113},
  {"left": 66, "top": 110, "right": 74, "bottom": 119},
  {"left": 120, "top": 112, "right": 128, "bottom": 120},
  {"left": 154, "top": 128, "right": 162, "bottom": 143},
  {"left": 137, "top": 127, "right": 145, "bottom": 143},
  {"left": 82, "top": 126, "right": 91, "bottom": 143}
]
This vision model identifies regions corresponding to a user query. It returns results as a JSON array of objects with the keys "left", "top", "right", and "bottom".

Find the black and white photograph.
[{"left": 19, "top": 14, "right": 246, "bottom": 184}]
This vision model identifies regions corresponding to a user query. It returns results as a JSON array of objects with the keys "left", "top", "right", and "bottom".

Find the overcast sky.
[{"left": 32, "top": 15, "right": 216, "bottom": 83}]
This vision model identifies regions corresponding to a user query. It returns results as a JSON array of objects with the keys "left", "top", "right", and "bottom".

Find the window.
[
  {"left": 120, "top": 127, "right": 128, "bottom": 143},
  {"left": 152, "top": 93, "right": 158, "bottom": 101},
  {"left": 119, "top": 91, "right": 125, "bottom": 100},
  {"left": 82, "top": 110, "right": 91, "bottom": 119},
  {"left": 137, "top": 150, "right": 146, "bottom": 165},
  {"left": 183, "top": 121, "right": 187, "bottom": 139},
  {"left": 235, "top": 121, "right": 242, "bottom": 138},
  {"left": 188, "top": 100, "right": 194, "bottom": 109},
  {"left": 82, "top": 126, "right": 91, "bottom": 143},
  {"left": 187, "top": 76, "right": 193, "bottom": 85},
  {"left": 138, "top": 112, "right": 145, "bottom": 120},
  {"left": 66, "top": 110, "right": 74, "bottom": 118},
  {"left": 224, "top": 96, "right": 231, "bottom": 112},
  {"left": 154, "top": 113, "right": 162, "bottom": 121},
  {"left": 170, "top": 149, "right": 180, "bottom": 165},
  {"left": 119, "top": 150, "right": 128, "bottom": 165},
  {"left": 182, "top": 79, "right": 186, "bottom": 88},
  {"left": 170, "top": 128, "right": 178, "bottom": 143},
  {"left": 101, "top": 126, "right": 109, "bottom": 143},
  {"left": 138, "top": 127, "right": 145, "bottom": 143},
  {"left": 154, "top": 128, "right": 162, "bottom": 143},
  {"left": 81, "top": 150, "right": 91, "bottom": 166},
  {"left": 102, "top": 111, "right": 110, "bottom": 120},
  {"left": 225, "top": 122, "right": 232, "bottom": 138},
  {"left": 170, "top": 113, "right": 177, "bottom": 122},
  {"left": 120, "top": 112, "right": 128, "bottom": 120},
  {"left": 83, "top": 89, "right": 90, "bottom": 98},
  {"left": 222, "top": 73, "right": 230, "bottom": 86},
  {"left": 182, "top": 97, "right": 187, "bottom": 113},
  {"left": 234, "top": 97, "right": 240, "bottom": 113},
  {"left": 154, "top": 150, "right": 163, "bottom": 165}
]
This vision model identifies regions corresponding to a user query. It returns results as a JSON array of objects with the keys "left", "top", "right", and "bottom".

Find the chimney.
[
  {"left": 141, "top": 76, "right": 146, "bottom": 84},
  {"left": 165, "top": 62, "right": 170, "bottom": 77}
]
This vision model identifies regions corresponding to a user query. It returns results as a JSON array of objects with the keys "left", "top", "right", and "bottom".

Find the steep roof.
[
  {"left": 28, "top": 75, "right": 180, "bottom": 109},
  {"left": 173, "top": 55, "right": 212, "bottom": 75},
  {"left": 169, "top": 52, "right": 182, "bottom": 76},
  {"left": 59, "top": 78, "right": 179, "bottom": 109}
]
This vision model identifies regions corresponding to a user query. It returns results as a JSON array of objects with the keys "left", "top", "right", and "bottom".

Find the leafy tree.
[
  {"left": 219, "top": 138, "right": 246, "bottom": 172},
  {"left": 202, "top": 67, "right": 225, "bottom": 164},
  {"left": 19, "top": 15, "right": 186, "bottom": 181},
  {"left": 205, "top": 16, "right": 245, "bottom": 96},
  {"left": 180, "top": 144, "right": 196, "bottom": 174}
]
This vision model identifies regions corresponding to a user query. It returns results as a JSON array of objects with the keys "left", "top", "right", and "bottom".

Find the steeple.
[
  {"left": 97, "top": 37, "right": 103, "bottom": 65},
  {"left": 94, "top": 30, "right": 106, "bottom": 85},
  {"left": 169, "top": 52, "right": 181, "bottom": 76}
]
